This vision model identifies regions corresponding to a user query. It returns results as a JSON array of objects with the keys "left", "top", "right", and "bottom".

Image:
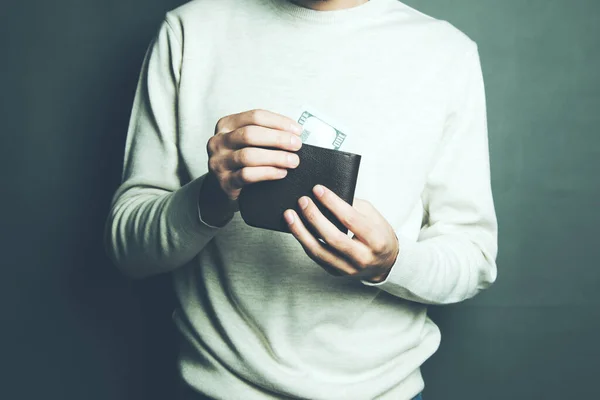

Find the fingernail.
[
  {"left": 314, "top": 185, "right": 324, "bottom": 197},
  {"left": 287, "top": 153, "right": 299, "bottom": 167},
  {"left": 284, "top": 210, "right": 294, "bottom": 224},
  {"left": 299, "top": 196, "right": 309, "bottom": 209},
  {"left": 291, "top": 123, "right": 303, "bottom": 135},
  {"left": 291, "top": 135, "right": 302, "bottom": 147}
]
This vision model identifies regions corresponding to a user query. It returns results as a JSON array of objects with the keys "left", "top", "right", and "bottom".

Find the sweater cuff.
[
  {"left": 196, "top": 175, "right": 233, "bottom": 229},
  {"left": 174, "top": 174, "right": 230, "bottom": 237},
  {"left": 361, "top": 233, "right": 422, "bottom": 291}
]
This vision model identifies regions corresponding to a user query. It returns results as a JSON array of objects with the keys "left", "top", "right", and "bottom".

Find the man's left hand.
[{"left": 283, "top": 184, "right": 400, "bottom": 283}]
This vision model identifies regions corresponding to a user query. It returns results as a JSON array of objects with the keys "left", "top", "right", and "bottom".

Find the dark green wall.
[
  {"left": 3, "top": 1, "right": 598, "bottom": 399},
  {"left": 3, "top": 1, "right": 187, "bottom": 399},
  {"left": 401, "top": 0, "right": 600, "bottom": 398}
]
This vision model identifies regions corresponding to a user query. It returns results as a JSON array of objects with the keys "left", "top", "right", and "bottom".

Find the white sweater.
[{"left": 105, "top": 0, "right": 498, "bottom": 398}]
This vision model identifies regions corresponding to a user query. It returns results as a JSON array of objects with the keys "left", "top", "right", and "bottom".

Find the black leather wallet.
[{"left": 238, "top": 143, "right": 361, "bottom": 235}]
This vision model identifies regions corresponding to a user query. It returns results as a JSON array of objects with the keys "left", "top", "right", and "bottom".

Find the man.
[{"left": 104, "top": 0, "right": 498, "bottom": 398}]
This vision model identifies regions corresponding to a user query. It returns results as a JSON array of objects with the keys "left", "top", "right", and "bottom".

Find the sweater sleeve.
[
  {"left": 104, "top": 15, "right": 230, "bottom": 279},
  {"left": 361, "top": 46, "right": 498, "bottom": 304}
]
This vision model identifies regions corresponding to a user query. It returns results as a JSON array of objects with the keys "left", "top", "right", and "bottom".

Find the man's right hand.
[{"left": 198, "top": 109, "right": 304, "bottom": 226}]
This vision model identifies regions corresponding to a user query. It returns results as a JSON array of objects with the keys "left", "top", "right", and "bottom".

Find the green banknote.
[{"left": 297, "top": 109, "right": 347, "bottom": 150}]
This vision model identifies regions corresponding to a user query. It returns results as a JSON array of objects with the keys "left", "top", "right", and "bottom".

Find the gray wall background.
[{"left": 2, "top": 0, "right": 598, "bottom": 399}]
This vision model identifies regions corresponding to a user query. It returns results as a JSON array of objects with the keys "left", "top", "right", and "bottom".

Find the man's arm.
[
  {"left": 278, "top": 43, "right": 496, "bottom": 304},
  {"left": 104, "top": 14, "right": 232, "bottom": 279},
  {"left": 362, "top": 45, "right": 498, "bottom": 304}
]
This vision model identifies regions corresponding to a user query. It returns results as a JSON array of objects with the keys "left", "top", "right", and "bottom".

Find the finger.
[
  {"left": 227, "top": 166, "right": 288, "bottom": 189},
  {"left": 217, "top": 109, "right": 303, "bottom": 136},
  {"left": 284, "top": 209, "right": 359, "bottom": 276},
  {"left": 226, "top": 125, "right": 303, "bottom": 151},
  {"left": 312, "top": 185, "right": 374, "bottom": 245},
  {"left": 227, "top": 147, "right": 300, "bottom": 170},
  {"left": 297, "top": 195, "right": 363, "bottom": 256}
]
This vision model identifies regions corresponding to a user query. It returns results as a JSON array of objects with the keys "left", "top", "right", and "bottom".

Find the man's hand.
[
  {"left": 207, "top": 109, "right": 304, "bottom": 201},
  {"left": 283, "top": 184, "right": 400, "bottom": 282},
  {"left": 199, "top": 109, "right": 304, "bottom": 226}
]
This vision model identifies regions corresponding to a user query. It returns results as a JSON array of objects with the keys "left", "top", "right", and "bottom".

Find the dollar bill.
[{"left": 297, "top": 109, "right": 347, "bottom": 150}]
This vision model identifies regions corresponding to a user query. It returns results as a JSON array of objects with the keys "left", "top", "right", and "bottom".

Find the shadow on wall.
[{"left": 64, "top": 24, "right": 178, "bottom": 400}]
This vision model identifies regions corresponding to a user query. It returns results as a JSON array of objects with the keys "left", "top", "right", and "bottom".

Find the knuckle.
[
  {"left": 206, "top": 136, "right": 215, "bottom": 155},
  {"left": 371, "top": 237, "right": 386, "bottom": 253},
  {"left": 218, "top": 175, "right": 230, "bottom": 191},
  {"left": 304, "top": 206, "right": 316, "bottom": 221},
  {"left": 238, "top": 167, "right": 252, "bottom": 183},
  {"left": 237, "top": 148, "right": 251, "bottom": 165},
  {"left": 215, "top": 117, "right": 228, "bottom": 134},
  {"left": 354, "top": 252, "right": 372, "bottom": 270},
  {"left": 233, "top": 169, "right": 245, "bottom": 185},
  {"left": 239, "top": 126, "right": 251, "bottom": 144},
  {"left": 329, "top": 231, "right": 347, "bottom": 248},
  {"left": 225, "top": 172, "right": 239, "bottom": 189},
  {"left": 207, "top": 157, "right": 218, "bottom": 173},
  {"left": 249, "top": 109, "right": 263, "bottom": 123},
  {"left": 218, "top": 172, "right": 228, "bottom": 185}
]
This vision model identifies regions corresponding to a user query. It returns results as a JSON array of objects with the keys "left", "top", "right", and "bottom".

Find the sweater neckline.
[{"left": 266, "top": 0, "right": 388, "bottom": 25}]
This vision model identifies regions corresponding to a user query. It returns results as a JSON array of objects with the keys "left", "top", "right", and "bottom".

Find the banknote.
[{"left": 296, "top": 108, "right": 347, "bottom": 150}]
